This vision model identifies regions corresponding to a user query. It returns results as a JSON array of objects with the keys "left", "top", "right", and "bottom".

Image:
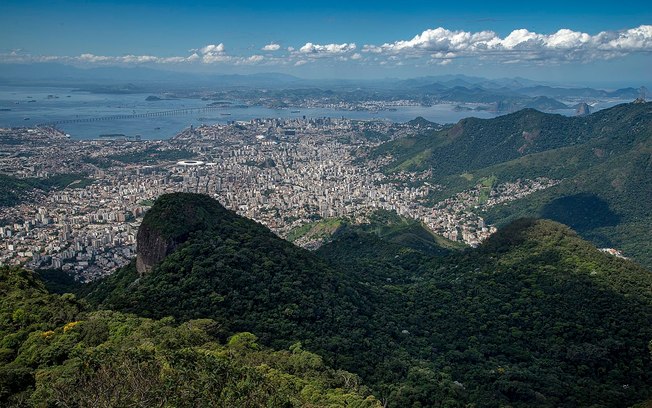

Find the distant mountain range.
[
  {"left": 372, "top": 101, "right": 652, "bottom": 268},
  {"left": 0, "top": 64, "right": 646, "bottom": 113}
]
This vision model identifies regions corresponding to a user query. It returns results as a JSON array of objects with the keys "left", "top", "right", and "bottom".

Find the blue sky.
[{"left": 1, "top": 0, "right": 651, "bottom": 84}]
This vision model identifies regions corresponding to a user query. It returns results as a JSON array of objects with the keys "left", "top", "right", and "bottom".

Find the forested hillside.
[
  {"left": 74, "top": 193, "right": 652, "bottom": 407},
  {"left": 374, "top": 101, "right": 651, "bottom": 176},
  {"left": 372, "top": 101, "right": 652, "bottom": 268},
  {"left": 0, "top": 173, "right": 92, "bottom": 207},
  {"left": 0, "top": 266, "right": 380, "bottom": 407}
]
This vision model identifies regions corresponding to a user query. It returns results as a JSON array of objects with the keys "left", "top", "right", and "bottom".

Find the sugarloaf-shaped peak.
[
  {"left": 407, "top": 116, "right": 439, "bottom": 128},
  {"left": 575, "top": 102, "right": 591, "bottom": 116},
  {"left": 136, "top": 193, "right": 232, "bottom": 274}
]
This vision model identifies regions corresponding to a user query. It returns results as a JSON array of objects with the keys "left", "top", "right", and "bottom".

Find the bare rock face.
[
  {"left": 134, "top": 192, "right": 230, "bottom": 275},
  {"left": 136, "top": 222, "right": 177, "bottom": 275},
  {"left": 575, "top": 102, "right": 591, "bottom": 116}
]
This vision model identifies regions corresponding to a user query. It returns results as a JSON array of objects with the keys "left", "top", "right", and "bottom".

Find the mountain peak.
[
  {"left": 480, "top": 218, "right": 577, "bottom": 253},
  {"left": 406, "top": 116, "right": 439, "bottom": 127},
  {"left": 136, "top": 193, "right": 230, "bottom": 274}
]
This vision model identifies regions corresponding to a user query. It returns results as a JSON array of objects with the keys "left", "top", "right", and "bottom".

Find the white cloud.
[
  {"left": 78, "top": 53, "right": 111, "bottom": 63},
  {"left": 431, "top": 52, "right": 456, "bottom": 59},
  {"left": 67, "top": 53, "right": 196, "bottom": 64},
  {"left": 202, "top": 53, "right": 232, "bottom": 64},
  {"left": 598, "top": 25, "right": 652, "bottom": 50},
  {"left": 363, "top": 25, "right": 652, "bottom": 63},
  {"left": 0, "top": 45, "right": 262, "bottom": 66},
  {"left": 363, "top": 28, "right": 499, "bottom": 54},
  {"left": 121, "top": 55, "right": 159, "bottom": 64},
  {"left": 501, "top": 29, "right": 541, "bottom": 49},
  {"left": 194, "top": 42, "right": 252, "bottom": 64},
  {"left": 200, "top": 43, "right": 225, "bottom": 54},
  {"left": 246, "top": 55, "right": 264, "bottom": 63},
  {"left": 544, "top": 29, "right": 591, "bottom": 48},
  {"left": 298, "top": 42, "right": 356, "bottom": 55},
  {"left": 2, "top": 25, "right": 650, "bottom": 69}
]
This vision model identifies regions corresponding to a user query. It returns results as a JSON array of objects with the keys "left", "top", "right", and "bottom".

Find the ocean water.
[{"left": 0, "top": 85, "right": 628, "bottom": 140}]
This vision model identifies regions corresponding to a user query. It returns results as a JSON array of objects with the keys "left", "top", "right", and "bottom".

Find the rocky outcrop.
[
  {"left": 136, "top": 222, "right": 178, "bottom": 275},
  {"left": 575, "top": 102, "right": 591, "bottom": 116},
  {"left": 134, "top": 193, "right": 232, "bottom": 275}
]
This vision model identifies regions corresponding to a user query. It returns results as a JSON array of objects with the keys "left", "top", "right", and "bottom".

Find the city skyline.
[{"left": 1, "top": 0, "right": 651, "bottom": 84}]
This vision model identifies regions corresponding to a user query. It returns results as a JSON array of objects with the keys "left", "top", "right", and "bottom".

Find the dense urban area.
[{"left": 1, "top": 120, "right": 560, "bottom": 281}]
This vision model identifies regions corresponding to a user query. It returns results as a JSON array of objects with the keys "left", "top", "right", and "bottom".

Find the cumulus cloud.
[
  {"left": 596, "top": 25, "right": 652, "bottom": 50},
  {"left": 362, "top": 25, "right": 652, "bottom": 63},
  {"left": 298, "top": 42, "right": 356, "bottom": 55},
  {"left": 0, "top": 44, "right": 259, "bottom": 66},
  {"left": 78, "top": 53, "right": 112, "bottom": 63},
  {"left": 2, "top": 25, "right": 650, "bottom": 68},
  {"left": 246, "top": 55, "right": 264, "bottom": 63},
  {"left": 65, "top": 53, "right": 197, "bottom": 64},
  {"left": 196, "top": 43, "right": 229, "bottom": 63},
  {"left": 186, "top": 53, "right": 200, "bottom": 62},
  {"left": 200, "top": 43, "right": 225, "bottom": 54}
]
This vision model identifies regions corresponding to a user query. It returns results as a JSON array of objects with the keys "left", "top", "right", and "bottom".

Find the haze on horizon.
[{"left": 1, "top": 0, "right": 651, "bottom": 86}]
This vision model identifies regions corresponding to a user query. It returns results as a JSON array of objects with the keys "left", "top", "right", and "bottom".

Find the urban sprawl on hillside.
[{"left": 0, "top": 119, "right": 559, "bottom": 281}]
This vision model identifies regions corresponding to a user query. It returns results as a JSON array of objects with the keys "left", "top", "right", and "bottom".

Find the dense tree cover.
[
  {"left": 0, "top": 175, "right": 35, "bottom": 207},
  {"left": 337, "top": 210, "right": 465, "bottom": 254},
  {"left": 78, "top": 194, "right": 652, "bottom": 407},
  {"left": 286, "top": 210, "right": 463, "bottom": 255},
  {"left": 86, "top": 194, "right": 378, "bottom": 358},
  {"left": 320, "top": 218, "right": 652, "bottom": 406},
  {"left": 480, "top": 135, "right": 652, "bottom": 267},
  {"left": 372, "top": 101, "right": 652, "bottom": 268},
  {"left": 0, "top": 173, "right": 92, "bottom": 207},
  {"left": 83, "top": 147, "right": 195, "bottom": 168},
  {"left": 0, "top": 266, "right": 86, "bottom": 403},
  {"left": 315, "top": 214, "right": 453, "bottom": 286},
  {"left": 138, "top": 192, "right": 239, "bottom": 242},
  {"left": 285, "top": 218, "right": 344, "bottom": 243},
  {"left": 106, "top": 147, "right": 194, "bottom": 164},
  {"left": 0, "top": 266, "right": 380, "bottom": 407},
  {"left": 375, "top": 101, "right": 651, "bottom": 176}
]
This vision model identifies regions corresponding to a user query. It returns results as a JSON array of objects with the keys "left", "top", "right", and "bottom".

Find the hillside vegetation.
[
  {"left": 375, "top": 101, "right": 651, "bottom": 176},
  {"left": 75, "top": 194, "right": 652, "bottom": 407},
  {"left": 0, "top": 173, "right": 93, "bottom": 207},
  {"left": 0, "top": 266, "right": 380, "bottom": 407},
  {"left": 373, "top": 101, "right": 652, "bottom": 268}
]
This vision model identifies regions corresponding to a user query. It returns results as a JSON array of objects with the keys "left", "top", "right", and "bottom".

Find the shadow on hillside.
[{"left": 540, "top": 193, "right": 620, "bottom": 234}]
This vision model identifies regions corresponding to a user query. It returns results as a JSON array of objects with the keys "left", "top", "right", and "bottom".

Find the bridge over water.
[{"left": 37, "top": 106, "right": 227, "bottom": 126}]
